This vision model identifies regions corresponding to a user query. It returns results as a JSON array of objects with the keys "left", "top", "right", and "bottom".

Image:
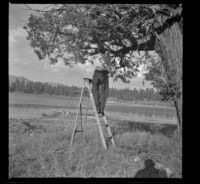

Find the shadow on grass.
[{"left": 111, "top": 120, "right": 177, "bottom": 137}]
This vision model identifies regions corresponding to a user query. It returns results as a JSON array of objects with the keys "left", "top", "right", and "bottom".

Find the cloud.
[
  {"left": 9, "top": 27, "right": 39, "bottom": 69},
  {"left": 9, "top": 27, "right": 27, "bottom": 48},
  {"left": 43, "top": 59, "right": 68, "bottom": 73},
  {"left": 42, "top": 57, "right": 95, "bottom": 78}
]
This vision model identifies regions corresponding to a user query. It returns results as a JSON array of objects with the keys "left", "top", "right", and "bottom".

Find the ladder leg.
[
  {"left": 84, "top": 96, "right": 90, "bottom": 125},
  {"left": 70, "top": 86, "right": 84, "bottom": 148},
  {"left": 80, "top": 103, "right": 84, "bottom": 140},
  {"left": 102, "top": 116, "right": 116, "bottom": 146},
  {"left": 87, "top": 86, "right": 107, "bottom": 150}
]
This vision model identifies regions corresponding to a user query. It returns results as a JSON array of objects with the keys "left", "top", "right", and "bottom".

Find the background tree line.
[
  {"left": 109, "top": 87, "right": 161, "bottom": 101},
  {"left": 9, "top": 79, "right": 80, "bottom": 96},
  {"left": 9, "top": 79, "right": 162, "bottom": 101}
]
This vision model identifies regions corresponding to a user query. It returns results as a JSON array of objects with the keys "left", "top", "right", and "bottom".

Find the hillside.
[
  {"left": 9, "top": 75, "right": 30, "bottom": 84},
  {"left": 9, "top": 75, "right": 62, "bottom": 86}
]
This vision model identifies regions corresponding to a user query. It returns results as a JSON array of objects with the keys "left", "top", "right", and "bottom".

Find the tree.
[
  {"left": 24, "top": 4, "right": 182, "bottom": 130},
  {"left": 15, "top": 79, "right": 21, "bottom": 91},
  {"left": 9, "top": 82, "right": 16, "bottom": 92},
  {"left": 144, "top": 22, "right": 182, "bottom": 130},
  {"left": 157, "top": 23, "right": 182, "bottom": 131},
  {"left": 25, "top": 81, "right": 33, "bottom": 93}
]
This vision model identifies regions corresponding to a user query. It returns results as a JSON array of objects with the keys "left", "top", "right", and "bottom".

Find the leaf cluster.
[
  {"left": 144, "top": 55, "right": 181, "bottom": 101},
  {"left": 24, "top": 4, "right": 182, "bottom": 82}
]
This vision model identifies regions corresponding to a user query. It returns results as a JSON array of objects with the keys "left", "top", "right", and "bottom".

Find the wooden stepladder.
[{"left": 70, "top": 78, "right": 115, "bottom": 151}]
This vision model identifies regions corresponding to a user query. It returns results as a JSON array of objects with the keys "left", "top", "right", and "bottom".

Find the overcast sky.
[{"left": 9, "top": 3, "right": 153, "bottom": 89}]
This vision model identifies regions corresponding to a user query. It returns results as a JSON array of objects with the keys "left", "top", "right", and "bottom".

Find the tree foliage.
[
  {"left": 24, "top": 4, "right": 182, "bottom": 128},
  {"left": 24, "top": 4, "right": 182, "bottom": 83}
]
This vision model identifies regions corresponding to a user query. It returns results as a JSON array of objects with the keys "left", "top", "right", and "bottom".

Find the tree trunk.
[
  {"left": 174, "top": 95, "right": 182, "bottom": 131},
  {"left": 174, "top": 71, "right": 182, "bottom": 131},
  {"left": 155, "top": 23, "right": 182, "bottom": 130}
]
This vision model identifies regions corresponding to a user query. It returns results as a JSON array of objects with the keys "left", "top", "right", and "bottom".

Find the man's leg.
[
  {"left": 92, "top": 71, "right": 101, "bottom": 113},
  {"left": 100, "top": 76, "right": 109, "bottom": 115}
]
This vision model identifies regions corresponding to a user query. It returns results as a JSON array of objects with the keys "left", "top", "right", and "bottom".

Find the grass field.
[{"left": 9, "top": 92, "right": 181, "bottom": 178}]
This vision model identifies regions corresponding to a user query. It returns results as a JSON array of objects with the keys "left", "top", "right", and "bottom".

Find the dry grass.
[{"left": 9, "top": 117, "right": 182, "bottom": 178}]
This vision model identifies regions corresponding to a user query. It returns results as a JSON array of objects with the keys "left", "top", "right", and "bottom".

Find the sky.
[{"left": 9, "top": 3, "right": 154, "bottom": 90}]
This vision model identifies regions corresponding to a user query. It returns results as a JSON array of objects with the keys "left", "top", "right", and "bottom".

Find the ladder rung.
[
  {"left": 107, "top": 136, "right": 113, "bottom": 139},
  {"left": 75, "top": 130, "right": 83, "bottom": 132}
]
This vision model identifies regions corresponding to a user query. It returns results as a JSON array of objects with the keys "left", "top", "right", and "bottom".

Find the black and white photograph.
[{"left": 9, "top": 4, "right": 182, "bottom": 179}]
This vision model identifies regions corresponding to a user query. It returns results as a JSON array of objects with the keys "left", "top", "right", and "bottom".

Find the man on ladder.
[
  {"left": 70, "top": 51, "right": 115, "bottom": 152},
  {"left": 92, "top": 51, "right": 111, "bottom": 116}
]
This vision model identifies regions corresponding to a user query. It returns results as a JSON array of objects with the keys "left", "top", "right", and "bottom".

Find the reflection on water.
[{"left": 106, "top": 105, "right": 176, "bottom": 118}]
